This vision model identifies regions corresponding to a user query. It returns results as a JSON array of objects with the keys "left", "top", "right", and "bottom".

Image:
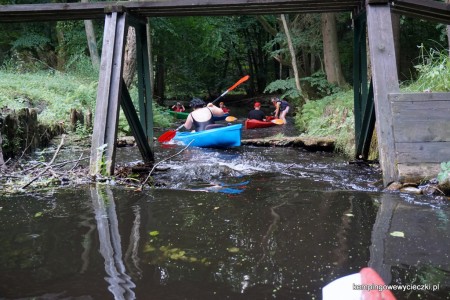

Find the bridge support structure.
[
  {"left": 353, "top": 12, "right": 375, "bottom": 161},
  {"left": 364, "top": 0, "right": 450, "bottom": 185},
  {"left": 89, "top": 8, "right": 154, "bottom": 176}
]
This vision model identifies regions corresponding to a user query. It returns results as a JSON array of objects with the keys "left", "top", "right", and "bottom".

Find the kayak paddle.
[
  {"left": 271, "top": 119, "right": 284, "bottom": 125},
  {"left": 157, "top": 124, "right": 184, "bottom": 143},
  {"left": 211, "top": 75, "right": 250, "bottom": 104}
]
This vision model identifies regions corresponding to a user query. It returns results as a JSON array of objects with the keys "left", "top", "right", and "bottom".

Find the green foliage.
[
  {"left": 295, "top": 89, "right": 355, "bottom": 157},
  {"left": 65, "top": 54, "right": 99, "bottom": 79},
  {"left": 437, "top": 161, "right": 450, "bottom": 184},
  {"left": 301, "top": 71, "right": 343, "bottom": 99},
  {"left": 0, "top": 70, "right": 96, "bottom": 126},
  {"left": 264, "top": 78, "right": 302, "bottom": 101},
  {"left": 403, "top": 46, "right": 450, "bottom": 92},
  {"left": 74, "top": 121, "right": 91, "bottom": 139},
  {"left": 0, "top": 71, "right": 171, "bottom": 134}
]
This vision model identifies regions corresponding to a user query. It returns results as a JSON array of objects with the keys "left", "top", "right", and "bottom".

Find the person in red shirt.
[
  {"left": 219, "top": 102, "right": 230, "bottom": 114},
  {"left": 171, "top": 102, "right": 185, "bottom": 112}
]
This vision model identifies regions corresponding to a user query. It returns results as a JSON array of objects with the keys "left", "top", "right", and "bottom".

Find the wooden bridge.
[{"left": 1, "top": 0, "right": 450, "bottom": 186}]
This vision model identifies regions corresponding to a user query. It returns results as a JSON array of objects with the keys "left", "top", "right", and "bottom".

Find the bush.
[{"left": 294, "top": 89, "right": 355, "bottom": 157}]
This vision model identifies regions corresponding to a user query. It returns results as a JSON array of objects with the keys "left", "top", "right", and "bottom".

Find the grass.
[
  {"left": 0, "top": 70, "right": 97, "bottom": 125},
  {"left": 0, "top": 70, "right": 172, "bottom": 134},
  {"left": 294, "top": 48, "right": 450, "bottom": 158}
]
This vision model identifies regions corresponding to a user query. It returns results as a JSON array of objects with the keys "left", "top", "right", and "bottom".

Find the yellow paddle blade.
[
  {"left": 271, "top": 118, "right": 284, "bottom": 125},
  {"left": 225, "top": 116, "right": 237, "bottom": 122}
]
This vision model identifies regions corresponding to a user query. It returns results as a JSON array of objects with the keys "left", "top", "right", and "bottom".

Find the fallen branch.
[{"left": 21, "top": 135, "right": 66, "bottom": 189}]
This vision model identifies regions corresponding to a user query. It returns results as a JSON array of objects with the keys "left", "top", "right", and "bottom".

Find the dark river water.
[{"left": 0, "top": 118, "right": 449, "bottom": 300}]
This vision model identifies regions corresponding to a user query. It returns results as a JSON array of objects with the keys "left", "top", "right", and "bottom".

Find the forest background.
[{"left": 1, "top": 0, "right": 450, "bottom": 159}]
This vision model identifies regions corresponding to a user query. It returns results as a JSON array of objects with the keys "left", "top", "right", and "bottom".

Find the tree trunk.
[
  {"left": 55, "top": 23, "right": 66, "bottom": 71},
  {"left": 280, "top": 14, "right": 302, "bottom": 95},
  {"left": 321, "top": 13, "right": 346, "bottom": 86},
  {"left": 154, "top": 54, "right": 165, "bottom": 104},
  {"left": 81, "top": 0, "right": 100, "bottom": 70},
  {"left": 0, "top": 133, "right": 4, "bottom": 168},
  {"left": 123, "top": 25, "right": 137, "bottom": 88},
  {"left": 146, "top": 20, "right": 155, "bottom": 98}
]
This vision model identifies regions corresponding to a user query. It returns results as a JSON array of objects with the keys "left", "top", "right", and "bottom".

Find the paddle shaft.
[{"left": 211, "top": 75, "right": 249, "bottom": 105}]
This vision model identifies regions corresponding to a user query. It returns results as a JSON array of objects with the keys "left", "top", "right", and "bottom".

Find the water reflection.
[
  {"left": 0, "top": 130, "right": 449, "bottom": 299},
  {"left": 90, "top": 186, "right": 136, "bottom": 299},
  {"left": 369, "top": 193, "right": 450, "bottom": 297}
]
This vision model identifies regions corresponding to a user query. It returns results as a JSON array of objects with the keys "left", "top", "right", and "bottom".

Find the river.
[{"left": 0, "top": 118, "right": 448, "bottom": 299}]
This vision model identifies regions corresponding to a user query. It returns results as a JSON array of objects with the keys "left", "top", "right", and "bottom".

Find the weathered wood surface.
[
  {"left": 397, "top": 163, "right": 442, "bottom": 182},
  {"left": 396, "top": 142, "right": 450, "bottom": 163},
  {"left": 2, "top": 0, "right": 449, "bottom": 24},
  {"left": 367, "top": 4, "right": 400, "bottom": 185},
  {"left": 391, "top": 93, "right": 450, "bottom": 143},
  {"left": 241, "top": 136, "right": 335, "bottom": 151},
  {"left": 0, "top": 0, "right": 362, "bottom": 22},
  {"left": 389, "top": 92, "right": 450, "bottom": 181},
  {"left": 89, "top": 12, "right": 127, "bottom": 176}
]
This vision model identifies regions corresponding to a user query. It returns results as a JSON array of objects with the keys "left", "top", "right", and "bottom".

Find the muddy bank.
[{"left": 0, "top": 108, "right": 65, "bottom": 161}]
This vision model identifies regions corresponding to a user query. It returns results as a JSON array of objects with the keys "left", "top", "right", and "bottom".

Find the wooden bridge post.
[
  {"left": 90, "top": 9, "right": 128, "bottom": 176},
  {"left": 90, "top": 9, "right": 155, "bottom": 175},
  {"left": 135, "top": 22, "right": 154, "bottom": 144},
  {"left": 366, "top": 1, "right": 400, "bottom": 185},
  {"left": 353, "top": 12, "right": 376, "bottom": 160}
]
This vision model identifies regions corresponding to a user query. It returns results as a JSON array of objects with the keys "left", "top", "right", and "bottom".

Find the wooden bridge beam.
[{"left": 366, "top": 2, "right": 400, "bottom": 185}]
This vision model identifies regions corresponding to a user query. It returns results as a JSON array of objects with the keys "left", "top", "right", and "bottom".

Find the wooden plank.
[
  {"left": 396, "top": 142, "right": 450, "bottom": 163},
  {"left": 89, "top": 12, "right": 127, "bottom": 176},
  {"left": 389, "top": 92, "right": 450, "bottom": 102},
  {"left": 366, "top": 4, "right": 400, "bottom": 185},
  {"left": 397, "top": 163, "right": 441, "bottom": 182},
  {"left": 104, "top": 12, "right": 127, "bottom": 175},
  {"left": 0, "top": 0, "right": 361, "bottom": 22},
  {"left": 389, "top": 92, "right": 450, "bottom": 142},
  {"left": 393, "top": 120, "right": 450, "bottom": 142},
  {"left": 90, "top": 13, "right": 117, "bottom": 175}
]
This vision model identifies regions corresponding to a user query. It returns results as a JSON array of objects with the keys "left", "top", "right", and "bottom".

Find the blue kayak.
[{"left": 173, "top": 124, "right": 242, "bottom": 148}]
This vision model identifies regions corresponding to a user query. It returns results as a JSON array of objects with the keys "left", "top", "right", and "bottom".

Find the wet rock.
[
  {"left": 420, "top": 184, "right": 440, "bottom": 196},
  {"left": 384, "top": 181, "right": 403, "bottom": 191},
  {"left": 400, "top": 186, "right": 422, "bottom": 195},
  {"left": 117, "top": 136, "right": 136, "bottom": 147}
]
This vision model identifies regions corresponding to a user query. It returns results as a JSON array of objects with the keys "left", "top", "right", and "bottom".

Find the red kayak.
[{"left": 245, "top": 118, "right": 276, "bottom": 129}]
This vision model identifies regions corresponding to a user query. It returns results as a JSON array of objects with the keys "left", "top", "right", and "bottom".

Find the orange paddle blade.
[
  {"left": 271, "top": 119, "right": 284, "bottom": 125},
  {"left": 225, "top": 116, "right": 237, "bottom": 122},
  {"left": 227, "top": 75, "right": 250, "bottom": 92},
  {"left": 157, "top": 130, "right": 177, "bottom": 143}
]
